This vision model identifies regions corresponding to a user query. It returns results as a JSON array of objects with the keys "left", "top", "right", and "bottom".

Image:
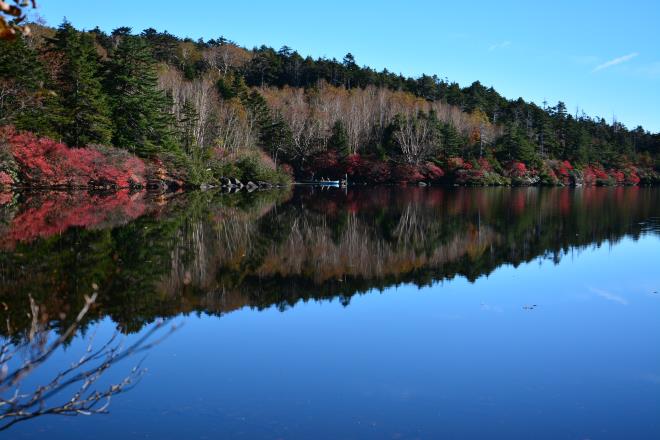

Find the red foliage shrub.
[
  {"left": 343, "top": 154, "right": 362, "bottom": 176},
  {"left": 3, "top": 127, "right": 148, "bottom": 188},
  {"left": 392, "top": 164, "right": 425, "bottom": 183},
  {"left": 625, "top": 171, "right": 641, "bottom": 185},
  {"left": 423, "top": 162, "right": 445, "bottom": 181},
  {"left": 582, "top": 166, "right": 597, "bottom": 186},
  {"left": 477, "top": 158, "right": 493, "bottom": 172},
  {"left": 541, "top": 160, "right": 571, "bottom": 185},
  {"left": 592, "top": 166, "right": 608, "bottom": 180},
  {"left": 447, "top": 157, "right": 464, "bottom": 171},
  {"left": 609, "top": 170, "right": 625, "bottom": 184},
  {"left": 311, "top": 150, "right": 340, "bottom": 176},
  {"left": 505, "top": 161, "right": 527, "bottom": 178},
  {"left": 358, "top": 158, "right": 391, "bottom": 183}
]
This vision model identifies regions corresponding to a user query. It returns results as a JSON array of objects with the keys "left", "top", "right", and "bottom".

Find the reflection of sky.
[{"left": 11, "top": 235, "right": 660, "bottom": 439}]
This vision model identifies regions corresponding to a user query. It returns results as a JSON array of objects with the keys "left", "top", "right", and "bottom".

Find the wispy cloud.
[
  {"left": 489, "top": 41, "right": 511, "bottom": 51},
  {"left": 592, "top": 52, "right": 639, "bottom": 72},
  {"left": 589, "top": 287, "right": 629, "bottom": 305}
]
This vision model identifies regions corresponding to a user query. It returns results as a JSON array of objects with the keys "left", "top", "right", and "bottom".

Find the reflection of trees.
[
  {"left": 0, "top": 294, "right": 176, "bottom": 431},
  {"left": 0, "top": 186, "right": 658, "bottom": 335}
]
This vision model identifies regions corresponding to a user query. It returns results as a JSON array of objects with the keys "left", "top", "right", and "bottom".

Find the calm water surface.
[{"left": 1, "top": 186, "right": 659, "bottom": 439}]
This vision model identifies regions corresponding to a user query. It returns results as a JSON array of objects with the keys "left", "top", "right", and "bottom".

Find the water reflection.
[{"left": 0, "top": 186, "right": 658, "bottom": 337}]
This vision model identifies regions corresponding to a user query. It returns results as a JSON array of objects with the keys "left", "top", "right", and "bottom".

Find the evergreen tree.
[
  {"left": 535, "top": 114, "right": 558, "bottom": 158},
  {"left": 178, "top": 98, "right": 198, "bottom": 155},
  {"left": 497, "top": 123, "right": 537, "bottom": 164},
  {"left": 570, "top": 125, "right": 592, "bottom": 164},
  {"left": 0, "top": 35, "right": 50, "bottom": 133},
  {"left": 216, "top": 76, "right": 235, "bottom": 100},
  {"left": 262, "top": 114, "right": 292, "bottom": 165},
  {"left": 243, "top": 90, "right": 292, "bottom": 162},
  {"left": 48, "top": 22, "right": 113, "bottom": 146},
  {"left": 106, "top": 34, "right": 176, "bottom": 156},
  {"left": 441, "top": 123, "right": 463, "bottom": 158},
  {"left": 328, "top": 120, "right": 350, "bottom": 157}
]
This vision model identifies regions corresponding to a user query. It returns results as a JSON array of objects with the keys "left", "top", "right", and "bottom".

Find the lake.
[{"left": 1, "top": 186, "right": 659, "bottom": 439}]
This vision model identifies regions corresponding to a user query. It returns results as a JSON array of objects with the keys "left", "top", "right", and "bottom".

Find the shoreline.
[{"left": 2, "top": 127, "right": 658, "bottom": 191}]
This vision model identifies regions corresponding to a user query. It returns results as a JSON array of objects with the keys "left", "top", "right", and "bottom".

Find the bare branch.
[{"left": 0, "top": 293, "right": 178, "bottom": 432}]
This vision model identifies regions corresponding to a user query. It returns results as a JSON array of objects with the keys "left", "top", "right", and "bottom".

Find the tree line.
[{"left": 1, "top": 21, "right": 658, "bottom": 182}]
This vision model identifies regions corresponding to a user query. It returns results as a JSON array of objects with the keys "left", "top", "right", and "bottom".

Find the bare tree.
[
  {"left": 0, "top": 293, "right": 177, "bottom": 431},
  {"left": 394, "top": 113, "right": 437, "bottom": 164},
  {"left": 203, "top": 44, "right": 251, "bottom": 76}
]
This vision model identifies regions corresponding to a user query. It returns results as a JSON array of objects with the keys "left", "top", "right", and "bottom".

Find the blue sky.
[{"left": 36, "top": 0, "right": 660, "bottom": 132}]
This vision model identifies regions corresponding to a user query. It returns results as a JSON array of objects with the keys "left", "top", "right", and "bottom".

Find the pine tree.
[
  {"left": 441, "top": 123, "right": 463, "bottom": 158},
  {"left": 567, "top": 125, "right": 592, "bottom": 164},
  {"left": 106, "top": 34, "right": 176, "bottom": 156},
  {"left": 329, "top": 120, "right": 349, "bottom": 157},
  {"left": 497, "top": 123, "right": 537, "bottom": 164},
  {"left": 535, "top": 113, "right": 559, "bottom": 159},
  {"left": 178, "top": 98, "right": 198, "bottom": 155},
  {"left": 262, "top": 115, "right": 292, "bottom": 165},
  {"left": 48, "top": 22, "right": 113, "bottom": 146},
  {"left": 243, "top": 90, "right": 292, "bottom": 162}
]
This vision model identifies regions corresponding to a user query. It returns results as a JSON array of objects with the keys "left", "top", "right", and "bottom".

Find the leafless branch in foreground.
[{"left": 0, "top": 293, "right": 178, "bottom": 431}]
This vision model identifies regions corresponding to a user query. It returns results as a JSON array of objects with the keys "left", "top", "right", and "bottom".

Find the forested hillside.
[{"left": 1, "top": 21, "right": 659, "bottom": 187}]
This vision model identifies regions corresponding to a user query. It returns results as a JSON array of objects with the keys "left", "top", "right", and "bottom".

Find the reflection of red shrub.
[
  {"left": 0, "top": 171, "right": 13, "bottom": 186},
  {"left": 0, "top": 192, "right": 12, "bottom": 205},
  {"left": 0, "top": 191, "right": 151, "bottom": 249}
]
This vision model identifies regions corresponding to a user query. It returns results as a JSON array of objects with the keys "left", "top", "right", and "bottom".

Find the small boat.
[
  {"left": 318, "top": 180, "right": 340, "bottom": 186},
  {"left": 296, "top": 180, "right": 340, "bottom": 187}
]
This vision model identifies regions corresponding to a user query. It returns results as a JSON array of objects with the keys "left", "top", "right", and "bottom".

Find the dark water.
[{"left": 1, "top": 186, "right": 659, "bottom": 439}]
